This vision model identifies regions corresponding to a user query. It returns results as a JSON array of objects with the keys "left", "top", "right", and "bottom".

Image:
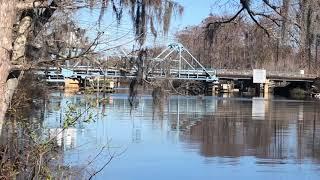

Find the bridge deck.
[
  {"left": 35, "top": 67, "right": 318, "bottom": 83},
  {"left": 216, "top": 69, "right": 317, "bottom": 82}
]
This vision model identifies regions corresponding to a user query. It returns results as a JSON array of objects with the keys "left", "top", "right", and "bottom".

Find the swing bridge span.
[{"left": 35, "top": 43, "right": 318, "bottom": 83}]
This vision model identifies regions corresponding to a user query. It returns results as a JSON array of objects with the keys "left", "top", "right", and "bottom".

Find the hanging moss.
[
  {"left": 150, "top": 16, "right": 157, "bottom": 39},
  {"left": 136, "top": 49, "right": 147, "bottom": 84},
  {"left": 94, "top": 0, "right": 183, "bottom": 45},
  {"left": 163, "top": 1, "right": 173, "bottom": 35},
  {"left": 90, "top": 0, "right": 183, "bottom": 107}
]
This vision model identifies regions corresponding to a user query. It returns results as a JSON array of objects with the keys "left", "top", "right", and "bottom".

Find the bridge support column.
[
  {"left": 264, "top": 80, "right": 270, "bottom": 94},
  {"left": 211, "top": 85, "right": 218, "bottom": 95},
  {"left": 264, "top": 80, "right": 270, "bottom": 99}
]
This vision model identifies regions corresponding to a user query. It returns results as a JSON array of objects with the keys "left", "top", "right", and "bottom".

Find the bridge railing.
[
  {"left": 35, "top": 66, "right": 318, "bottom": 82},
  {"left": 267, "top": 70, "right": 317, "bottom": 78},
  {"left": 216, "top": 69, "right": 252, "bottom": 76},
  {"left": 216, "top": 69, "right": 317, "bottom": 80}
]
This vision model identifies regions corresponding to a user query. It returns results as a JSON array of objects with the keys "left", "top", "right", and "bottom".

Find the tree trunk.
[
  {"left": 306, "top": 7, "right": 313, "bottom": 72},
  {"left": 280, "top": 0, "right": 291, "bottom": 45},
  {"left": 0, "top": 0, "right": 16, "bottom": 121},
  {"left": 12, "top": 15, "right": 32, "bottom": 64}
]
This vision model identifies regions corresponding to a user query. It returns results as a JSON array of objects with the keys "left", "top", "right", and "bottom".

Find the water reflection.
[
  {"left": 252, "top": 97, "right": 266, "bottom": 120},
  {"left": 24, "top": 92, "right": 320, "bottom": 179},
  {"left": 49, "top": 128, "right": 77, "bottom": 150},
  {"left": 180, "top": 99, "right": 320, "bottom": 163}
]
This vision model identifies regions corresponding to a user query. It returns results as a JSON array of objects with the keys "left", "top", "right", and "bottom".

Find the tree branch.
[
  {"left": 247, "top": 9, "right": 270, "bottom": 37},
  {"left": 206, "top": 7, "right": 244, "bottom": 28},
  {"left": 261, "top": 0, "right": 281, "bottom": 16}
]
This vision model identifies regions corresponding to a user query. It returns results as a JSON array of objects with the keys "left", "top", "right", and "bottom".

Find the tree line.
[{"left": 176, "top": 0, "right": 320, "bottom": 73}]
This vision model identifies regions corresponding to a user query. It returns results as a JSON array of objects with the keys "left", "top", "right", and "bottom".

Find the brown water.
[{"left": 32, "top": 92, "right": 320, "bottom": 179}]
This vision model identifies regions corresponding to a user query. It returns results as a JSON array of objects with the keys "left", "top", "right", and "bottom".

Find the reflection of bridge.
[{"left": 36, "top": 43, "right": 318, "bottom": 83}]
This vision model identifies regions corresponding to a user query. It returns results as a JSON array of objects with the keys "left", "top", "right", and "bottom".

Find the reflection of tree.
[
  {"left": 296, "top": 107, "right": 320, "bottom": 163},
  {"left": 178, "top": 100, "right": 320, "bottom": 163},
  {"left": 185, "top": 116, "right": 275, "bottom": 158}
]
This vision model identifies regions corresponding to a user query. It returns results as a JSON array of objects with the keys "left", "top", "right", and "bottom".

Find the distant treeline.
[{"left": 175, "top": 0, "right": 320, "bottom": 74}]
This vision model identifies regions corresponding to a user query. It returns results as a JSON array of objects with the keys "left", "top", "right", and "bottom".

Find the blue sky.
[
  {"left": 173, "top": 0, "right": 238, "bottom": 30},
  {"left": 171, "top": 0, "right": 214, "bottom": 30},
  {"left": 75, "top": 0, "right": 239, "bottom": 49}
]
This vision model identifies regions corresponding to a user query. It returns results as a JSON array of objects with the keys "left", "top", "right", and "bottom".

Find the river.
[{"left": 29, "top": 92, "right": 320, "bottom": 179}]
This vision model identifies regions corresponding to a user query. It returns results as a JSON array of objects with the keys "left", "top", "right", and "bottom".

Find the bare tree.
[{"left": 203, "top": 0, "right": 320, "bottom": 73}]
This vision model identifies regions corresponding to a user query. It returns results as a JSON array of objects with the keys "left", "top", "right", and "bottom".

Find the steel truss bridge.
[
  {"left": 36, "top": 43, "right": 219, "bottom": 83},
  {"left": 36, "top": 43, "right": 317, "bottom": 83}
]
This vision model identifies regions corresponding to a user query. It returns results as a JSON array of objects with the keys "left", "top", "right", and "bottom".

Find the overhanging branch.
[{"left": 206, "top": 7, "right": 245, "bottom": 28}]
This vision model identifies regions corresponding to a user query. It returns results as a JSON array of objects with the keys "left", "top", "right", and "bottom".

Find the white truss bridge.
[
  {"left": 36, "top": 43, "right": 219, "bottom": 83},
  {"left": 36, "top": 42, "right": 318, "bottom": 84}
]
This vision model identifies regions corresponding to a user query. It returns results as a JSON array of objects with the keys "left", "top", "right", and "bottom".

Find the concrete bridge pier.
[
  {"left": 211, "top": 84, "right": 219, "bottom": 95},
  {"left": 263, "top": 80, "right": 270, "bottom": 98},
  {"left": 254, "top": 80, "right": 270, "bottom": 97},
  {"left": 263, "top": 80, "right": 269, "bottom": 94}
]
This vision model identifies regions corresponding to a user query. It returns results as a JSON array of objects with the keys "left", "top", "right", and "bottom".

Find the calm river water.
[{"left": 41, "top": 92, "right": 320, "bottom": 179}]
